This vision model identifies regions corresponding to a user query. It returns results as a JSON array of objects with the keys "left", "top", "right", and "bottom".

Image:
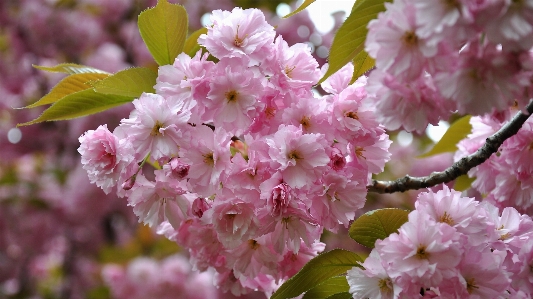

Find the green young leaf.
[
  {"left": 33, "top": 63, "right": 109, "bottom": 75},
  {"left": 454, "top": 174, "right": 476, "bottom": 192},
  {"left": 350, "top": 50, "right": 375, "bottom": 84},
  {"left": 349, "top": 208, "right": 409, "bottom": 248},
  {"left": 22, "top": 73, "right": 109, "bottom": 108},
  {"left": 325, "top": 292, "right": 353, "bottom": 299},
  {"left": 18, "top": 89, "right": 133, "bottom": 126},
  {"left": 183, "top": 27, "right": 207, "bottom": 57},
  {"left": 418, "top": 115, "right": 472, "bottom": 158},
  {"left": 283, "top": 0, "right": 316, "bottom": 18},
  {"left": 92, "top": 67, "right": 157, "bottom": 98},
  {"left": 138, "top": 0, "right": 188, "bottom": 66},
  {"left": 271, "top": 249, "right": 363, "bottom": 299},
  {"left": 318, "top": 0, "right": 388, "bottom": 85},
  {"left": 302, "top": 276, "right": 349, "bottom": 299}
]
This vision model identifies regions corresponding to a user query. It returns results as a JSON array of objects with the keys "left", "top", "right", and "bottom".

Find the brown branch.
[{"left": 367, "top": 100, "right": 533, "bottom": 194}]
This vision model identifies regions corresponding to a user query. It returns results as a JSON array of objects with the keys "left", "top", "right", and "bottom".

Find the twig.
[{"left": 367, "top": 100, "right": 533, "bottom": 194}]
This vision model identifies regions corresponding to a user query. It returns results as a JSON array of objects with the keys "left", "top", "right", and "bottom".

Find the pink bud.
[
  {"left": 169, "top": 158, "right": 190, "bottom": 180},
  {"left": 329, "top": 147, "right": 346, "bottom": 171},
  {"left": 121, "top": 175, "right": 136, "bottom": 190},
  {"left": 192, "top": 197, "right": 211, "bottom": 218}
]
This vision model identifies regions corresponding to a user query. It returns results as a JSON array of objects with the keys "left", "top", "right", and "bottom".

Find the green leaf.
[
  {"left": 17, "top": 89, "right": 133, "bottom": 126},
  {"left": 33, "top": 63, "right": 109, "bottom": 75},
  {"left": 138, "top": 0, "right": 188, "bottom": 66},
  {"left": 183, "top": 27, "right": 207, "bottom": 57},
  {"left": 92, "top": 67, "right": 157, "bottom": 98},
  {"left": 86, "top": 286, "right": 111, "bottom": 299},
  {"left": 349, "top": 208, "right": 409, "bottom": 248},
  {"left": 302, "top": 276, "right": 349, "bottom": 299},
  {"left": 271, "top": 249, "right": 363, "bottom": 299},
  {"left": 22, "top": 73, "right": 109, "bottom": 109},
  {"left": 318, "top": 0, "right": 388, "bottom": 85},
  {"left": 350, "top": 50, "right": 375, "bottom": 84},
  {"left": 283, "top": 0, "right": 316, "bottom": 18},
  {"left": 325, "top": 292, "right": 352, "bottom": 299},
  {"left": 418, "top": 115, "right": 472, "bottom": 158},
  {"left": 454, "top": 174, "right": 476, "bottom": 192}
]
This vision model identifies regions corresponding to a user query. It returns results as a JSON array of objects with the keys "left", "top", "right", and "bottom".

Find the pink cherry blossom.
[
  {"left": 320, "top": 63, "right": 356, "bottom": 95},
  {"left": 376, "top": 211, "right": 463, "bottom": 287},
  {"left": 180, "top": 126, "right": 232, "bottom": 197},
  {"left": 309, "top": 173, "right": 367, "bottom": 232},
  {"left": 197, "top": 7, "right": 275, "bottom": 65},
  {"left": 225, "top": 236, "right": 279, "bottom": 280},
  {"left": 205, "top": 58, "right": 265, "bottom": 133},
  {"left": 367, "top": 70, "right": 452, "bottom": 133},
  {"left": 118, "top": 93, "right": 191, "bottom": 160},
  {"left": 127, "top": 170, "right": 190, "bottom": 229},
  {"left": 366, "top": 0, "right": 436, "bottom": 81},
  {"left": 347, "top": 250, "right": 402, "bottom": 299},
  {"left": 265, "top": 125, "right": 329, "bottom": 189},
  {"left": 485, "top": 0, "right": 533, "bottom": 51},
  {"left": 204, "top": 195, "right": 260, "bottom": 249},
  {"left": 280, "top": 95, "right": 329, "bottom": 135},
  {"left": 266, "top": 36, "right": 321, "bottom": 92},
  {"left": 434, "top": 41, "right": 522, "bottom": 115},
  {"left": 78, "top": 124, "right": 134, "bottom": 194}
]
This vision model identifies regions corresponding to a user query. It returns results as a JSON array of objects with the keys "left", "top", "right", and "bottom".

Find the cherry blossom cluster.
[
  {"left": 78, "top": 7, "right": 391, "bottom": 295},
  {"left": 102, "top": 255, "right": 218, "bottom": 299},
  {"left": 365, "top": 0, "right": 533, "bottom": 133},
  {"left": 454, "top": 111, "right": 533, "bottom": 215},
  {"left": 347, "top": 185, "right": 533, "bottom": 298}
]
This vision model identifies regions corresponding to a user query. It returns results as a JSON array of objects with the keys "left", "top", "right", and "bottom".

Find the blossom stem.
[{"left": 368, "top": 99, "right": 533, "bottom": 193}]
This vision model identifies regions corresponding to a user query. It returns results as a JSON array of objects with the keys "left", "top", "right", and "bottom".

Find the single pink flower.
[
  {"left": 376, "top": 211, "right": 463, "bottom": 287},
  {"left": 205, "top": 58, "right": 265, "bottom": 134},
  {"left": 197, "top": 8, "right": 275, "bottom": 65},
  {"left": 127, "top": 170, "right": 190, "bottom": 229},
  {"left": 118, "top": 93, "right": 191, "bottom": 160},
  {"left": 78, "top": 124, "right": 134, "bottom": 194},
  {"left": 267, "top": 36, "right": 321, "bottom": 92},
  {"left": 366, "top": 0, "right": 436, "bottom": 81},
  {"left": 265, "top": 125, "right": 329, "bottom": 189},
  {"left": 204, "top": 195, "right": 260, "bottom": 249}
]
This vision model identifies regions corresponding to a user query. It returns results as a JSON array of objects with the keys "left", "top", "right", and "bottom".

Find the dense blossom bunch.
[
  {"left": 347, "top": 185, "right": 533, "bottom": 298},
  {"left": 455, "top": 113, "right": 533, "bottom": 215},
  {"left": 102, "top": 255, "right": 218, "bottom": 299},
  {"left": 78, "top": 7, "right": 391, "bottom": 295},
  {"left": 366, "top": 0, "right": 533, "bottom": 133}
]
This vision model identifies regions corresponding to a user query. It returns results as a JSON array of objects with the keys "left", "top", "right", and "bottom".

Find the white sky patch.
[
  {"left": 7, "top": 128, "right": 22, "bottom": 144},
  {"left": 297, "top": 0, "right": 353, "bottom": 33},
  {"left": 426, "top": 121, "right": 450, "bottom": 143},
  {"left": 276, "top": 3, "right": 292, "bottom": 17},
  {"left": 397, "top": 131, "right": 413, "bottom": 146},
  {"left": 201, "top": 13, "right": 212, "bottom": 27}
]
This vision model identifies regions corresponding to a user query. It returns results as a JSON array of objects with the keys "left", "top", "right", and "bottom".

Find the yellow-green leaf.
[
  {"left": 92, "top": 67, "right": 157, "bottom": 98},
  {"left": 18, "top": 89, "right": 133, "bottom": 126},
  {"left": 22, "top": 73, "right": 109, "bottom": 108},
  {"left": 349, "top": 208, "right": 409, "bottom": 248},
  {"left": 33, "top": 63, "right": 109, "bottom": 75},
  {"left": 318, "top": 0, "right": 388, "bottom": 85},
  {"left": 283, "top": 0, "right": 315, "bottom": 18},
  {"left": 138, "top": 0, "right": 188, "bottom": 66},
  {"left": 183, "top": 27, "right": 207, "bottom": 57},
  {"left": 325, "top": 293, "right": 352, "bottom": 299},
  {"left": 350, "top": 50, "right": 375, "bottom": 84},
  {"left": 271, "top": 249, "right": 362, "bottom": 299},
  {"left": 454, "top": 175, "right": 476, "bottom": 191},
  {"left": 419, "top": 115, "right": 472, "bottom": 158},
  {"left": 302, "top": 276, "right": 349, "bottom": 299}
]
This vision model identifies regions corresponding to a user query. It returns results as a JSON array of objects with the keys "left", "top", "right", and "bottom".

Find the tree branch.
[{"left": 368, "top": 100, "right": 533, "bottom": 194}]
